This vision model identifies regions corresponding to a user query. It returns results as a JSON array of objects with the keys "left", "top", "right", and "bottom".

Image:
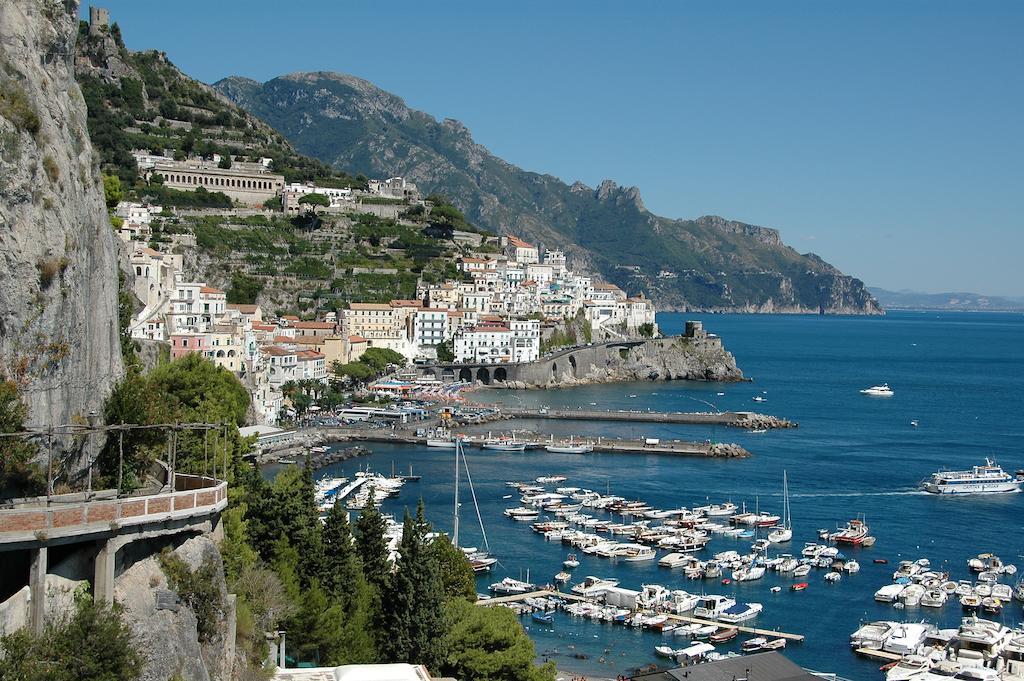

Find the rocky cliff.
[
  {"left": 502, "top": 336, "right": 743, "bottom": 389},
  {"left": 0, "top": 1, "right": 123, "bottom": 446},
  {"left": 216, "top": 72, "right": 882, "bottom": 315},
  {"left": 115, "top": 536, "right": 236, "bottom": 681}
]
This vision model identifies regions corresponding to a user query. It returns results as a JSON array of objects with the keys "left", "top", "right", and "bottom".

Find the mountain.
[
  {"left": 869, "top": 288, "right": 1024, "bottom": 312},
  {"left": 215, "top": 72, "right": 882, "bottom": 314}
]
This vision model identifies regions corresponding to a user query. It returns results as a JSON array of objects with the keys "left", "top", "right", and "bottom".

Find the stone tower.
[{"left": 88, "top": 6, "right": 109, "bottom": 36}]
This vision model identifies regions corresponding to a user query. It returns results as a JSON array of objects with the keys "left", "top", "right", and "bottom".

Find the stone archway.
[
  {"left": 458, "top": 368, "right": 472, "bottom": 382},
  {"left": 568, "top": 354, "right": 578, "bottom": 377},
  {"left": 441, "top": 368, "right": 455, "bottom": 382},
  {"left": 494, "top": 367, "right": 507, "bottom": 383},
  {"left": 476, "top": 367, "right": 491, "bottom": 385},
  {"left": 551, "top": 362, "right": 558, "bottom": 378}
]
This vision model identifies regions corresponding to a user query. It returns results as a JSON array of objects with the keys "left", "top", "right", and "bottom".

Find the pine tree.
[
  {"left": 321, "top": 500, "right": 363, "bottom": 615},
  {"left": 429, "top": 533, "right": 477, "bottom": 602},
  {"left": 379, "top": 502, "right": 447, "bottom": 669},
  {"left": 353, "top": 493, "right": 390, "bottom": 593}
]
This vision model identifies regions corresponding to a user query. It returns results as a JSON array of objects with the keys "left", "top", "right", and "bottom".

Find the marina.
[{"left": 276, "top": 311, "right": 1024, "bottom": 681}]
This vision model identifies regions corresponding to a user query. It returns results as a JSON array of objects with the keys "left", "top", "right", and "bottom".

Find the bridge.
[
  {"left": 0, "top": 472, "right": 227, "bottom": 634},
  {"left": 417, "top": 338, "right": 647, "bottom": 386}
]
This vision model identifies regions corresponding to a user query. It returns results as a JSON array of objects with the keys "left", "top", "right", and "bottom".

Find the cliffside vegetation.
[{"left": 0, "top": 592, "right": 142, "bottom": 681}]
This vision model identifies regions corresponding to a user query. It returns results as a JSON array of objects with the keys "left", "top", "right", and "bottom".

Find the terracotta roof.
[
  {"left": 297, "top": 350, "right": 325, "bottom": 360},
  {"left": 281, "top": 315, "right": 300, "bottom": 321},
  {"left": 272, "top": 335, "right": 292, "bottom": 343},
  {"left": 227, "top": 304, "right": 258, "bottom": 314},
  {"left": 261, "top": 346, "right": 293, "bottom": 357},
  {"left": 389, "top": 299, "right": 423, "bottom": 308},
  {"left": 348, "top": 335, "right": 368, "bottom": 343},
  {"left": 594, "top": 283, "right": 623, "bottom": 290},
  {"left": 200, "top": 286, "right": 225, "bottom": 294},
  {"left": 507, "top": 236, "right": 534, "bottom": 249},
  {"left": 291, "top": 336, "right": 324, "bottom": 345},
  {"left": 472, "top": 323, "right": 510, "bottom": 333},
  {"left": 138, "top": 247, "right": 163, "bottom": 257},
  {"left": 252, "top": 323, "right": 277, "bottom": 331},
  {"left": 348, "top": 303, "right": 393, "bottom": 311},
  {"left": 293, "top": 321, "right": 335, "bottom": 329},
  {"left": 459, "top": 257, "right": 488, "bottom": 264}
]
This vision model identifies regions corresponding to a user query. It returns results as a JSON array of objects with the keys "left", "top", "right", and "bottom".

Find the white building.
[
  {"left": 453, "top": 322, "right": 513, "bottom": 364},
  {"left": 506, "top": 235, "right": 539, "bottom": 264},
  {"left": 414, "top": 308, "right": 449, "bottom": 348}
]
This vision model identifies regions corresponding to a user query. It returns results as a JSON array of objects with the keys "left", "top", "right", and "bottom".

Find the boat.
[
  {"left": 886, "top": 623, "right": 939, "bottom": 656},
  {"left": 921, "top": 590, "right": 948, "bottom": 608},
  {"left": 831, "top": 517, "right": 875, "bottom": 546},
  {"left": 793, "top": 564, "right": 811, "bottom": 578},
  {"left": 427, "top": 429, "right": 458, "bottom": 448},
  {"left": 791, "top": 582, "right": 808, "bottom": 591},
  {"left": 752, "top": 396, "right": 767, "bottom": 403},
  {"left": 563, "top": 554, "right": 580, "bottom": 569},
  {"left": 694, "top": 595, "right": 736, "bottom": 619},
  {"left": 710, "top": 627, "right": 739, "bottom": 643},
  {"left": 981, "top": 597, "right": 1002, "bottom": 614},
  {"left": 615, "top": 544, "right": 657, "bottom": 562},
  {"left": 845, "top": 560, "right": 861, "bottom": 573},
  {"left": 571, "top": 576, "right": 620, "bottom": 597},
  {"left": 768, "top": 471, "right": 793, "bottom": 543},
  {"left": 885, "top": 656, "right": 932, "bottom": 681},
  {"left": 399, "top": 464, "right": 421, "bottom": 482},
  {"left": 861, "top": 383, "right": 894, "bottom": 396},
  {"left": 731, "top": 565, "right": 766, "bottom": 582},
  {"left": 851, "top": 621, "right": 897, "bottom": 650},
  {"left": 875, "top": 584, "right": 907, "bottom": 603},
  {"left": 655, "top": 645, "right": 679, "bottom": 658},
  {"left": 659, "top": 552, "right": 693, "bottom": 568},
  {"left": 531, "top": 612, "right": 554, "bottom": 625},
  {"left": 482, "top": 438, "right": 528, "bottom": 452},
  {"left": 960, "top": 594, "right": 982, "bottom": 611},
  {"left": 691, "top": 626, "right": 718, "bottom": 640},
  {"left": 719, "top": 603, "right": 763, "bottom": 623},
  {"left": 920, "top": 459, "right": 1022, "bottom": 495},
  {"left": 504, "top": 507, "right": 540, "bottom": 521},
  {"left": 545, "top": 437, "right": 593, "bottom": 454},
  {"left": 825, "top": 572, "right": 842, "bottom": 583},
  {"left": 742, "top": 637, "right": 768, "bottom": 653},
  {"left": 700, "top": 502, "right": 739, "bottom": 517},
  {"left": 553, "top": 571, "right": 571, "bottom": 584},
  {"left": 490, "top": 577, "right": 535, "bottom": 595}
]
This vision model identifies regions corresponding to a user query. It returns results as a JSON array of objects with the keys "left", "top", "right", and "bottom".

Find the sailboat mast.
[{"left": 453, "top": 439, "right": 460, "bottom": 547}]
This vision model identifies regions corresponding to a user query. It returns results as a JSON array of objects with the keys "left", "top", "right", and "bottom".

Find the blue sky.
[{"left": 86, "top": 2, "right": 1024, "bottom": 295}]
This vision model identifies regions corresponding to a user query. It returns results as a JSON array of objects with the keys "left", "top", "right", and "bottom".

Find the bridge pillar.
[
  {"left": 94, "top": 539, "right": 116, "bottom": 604},
  {"left": 28, "top": 546, "right": 47, "bottom": 633}
]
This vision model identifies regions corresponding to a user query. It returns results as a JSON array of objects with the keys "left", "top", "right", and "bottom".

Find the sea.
[{"left": 279, "top": 310, "right": 1024, "bottom": 680}]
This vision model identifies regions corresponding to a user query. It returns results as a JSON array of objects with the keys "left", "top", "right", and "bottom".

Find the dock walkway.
[{"left": 479, "top": 589, "right": 805, "bottom": 643}]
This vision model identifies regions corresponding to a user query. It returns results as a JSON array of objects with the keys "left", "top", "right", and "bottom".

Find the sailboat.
[
  {"left": 768, "top": 471, "right": 792, "bottom": 544},
  {"left": 453, "top": 438, "right": 497, "bottom": 573}
]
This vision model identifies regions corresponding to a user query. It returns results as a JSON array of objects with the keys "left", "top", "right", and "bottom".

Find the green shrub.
[
  {"left": 159, "top": 549, "right": 225, "bottom": 642},
  {"left": 0, "top": 80, "right": 40, "bottom": 136}
]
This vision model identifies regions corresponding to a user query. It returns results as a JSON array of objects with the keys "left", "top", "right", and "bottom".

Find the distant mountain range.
[
  {"left": 214, "top": 72, "right": 881, "bottom": 315},
  {"left": 869, "top": 288, "right": 1024, "bottom": 311}
]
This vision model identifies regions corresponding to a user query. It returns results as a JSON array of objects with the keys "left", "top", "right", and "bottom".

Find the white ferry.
[{"left": 920, "top": 459, "right": 1022, "bottom": 495}]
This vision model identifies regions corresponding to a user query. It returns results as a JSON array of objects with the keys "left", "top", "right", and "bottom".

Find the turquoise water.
[{"left": 306, "top": 311, "right": 1024, "bottom": 679}]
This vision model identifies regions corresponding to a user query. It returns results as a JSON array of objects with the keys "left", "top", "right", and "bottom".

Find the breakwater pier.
[{"left": 496, "top": 408, "right": 797, "bottom": 430}]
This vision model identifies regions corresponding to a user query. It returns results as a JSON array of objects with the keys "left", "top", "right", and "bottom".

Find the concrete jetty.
[
  {"left": 480, "top": 589, "right": 805, "bottom": 643},
  {"left": 497, "top": 408, "right": 797, "bottom": 430}
]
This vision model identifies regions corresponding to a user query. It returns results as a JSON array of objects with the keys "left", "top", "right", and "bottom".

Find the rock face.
[
  {"left": 215, "top": 72, "right": 882, "bottom": 314},
  {"left": 499, "top": 336, "right": 744, "bottom": 389},
  {"left": 114, "top": 536, "right": 235, "bottom": 681},
  {"left": 0, "top": 1, "right": 123, "bottom": 449}
]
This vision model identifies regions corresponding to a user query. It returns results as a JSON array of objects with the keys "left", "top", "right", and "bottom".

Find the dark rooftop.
[{"left": 631, "top": 652, "right": 820, "bottom": 681}]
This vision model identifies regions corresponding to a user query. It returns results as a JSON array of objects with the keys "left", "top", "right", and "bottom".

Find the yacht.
[
  {"left": 875, "top": 584, "right": 908, "bottom": 603},
  {"left": 861, "top": 383, "right": 895, "bottom": 396},
  {"left": 489, "top": 577, "right": 535, "bottom": 595},
  {"left": 731, "top": 565, "right": 766, "bottom": 582},
  {"left": 953, "top": 616, "right": 1012, "bottom": 666},
  {"left": 885, "top": 623, "right": 938, "bottom": 656},
  {"left": 851, "top": 621, "right": 897, "bottom": 650},
  {"left": 920, "top": 460, "right": 1022, "bottom": 495},
  {"left": 571, "top": 576, "right": 620, "bottom": 597},
  {"left": 615, "top": 544, "right": 657, "bottom": 562},
  {"left": 699, "top": 502, "right": 738, "bottom": 517},
  {"left": 660, "top": 552, "right": 692, "bottom": 568},
  {"left": 885, "top": 655, "right": 933, "bottom": 681},
  {"left": 504, "top": 507, "right": 540, "bottom": 521},
  {"left": 694, "top": 594, "right": 736, "bottom": 619}
]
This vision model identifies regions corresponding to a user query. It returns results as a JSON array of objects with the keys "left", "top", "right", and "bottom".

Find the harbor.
[
  {"left": 270, "top": 311, "right": 1024, "bottom": 681},
  {"left": 495, "top": 408, "right": 797, "bottom": 430}
]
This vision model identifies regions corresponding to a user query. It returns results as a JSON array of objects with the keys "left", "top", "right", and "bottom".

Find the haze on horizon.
[{"left": 87, "top": 1, "right": 1024, "bottom": 297}]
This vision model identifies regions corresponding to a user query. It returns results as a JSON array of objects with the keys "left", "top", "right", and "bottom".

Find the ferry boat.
[
  {"left": 919, "top": 460, "right": 1022, "bottom": 495},
  {"left": 860, "top": 383, "right": 894, "bottom": 396}
]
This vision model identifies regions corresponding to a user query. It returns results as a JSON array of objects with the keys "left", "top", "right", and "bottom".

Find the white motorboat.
[
  {"left": 694, "top": 595, "right": 736, "bottom": 619},
  {"left": 885, "top": 655, "right": 932, "bottom": 681},
  {"left": 875, "top": 584, "right": 907, "bottom": 603},
  {"left": 699, "top": 502, "right": 738, "bottom": 517},
  {"left": 489, "top": 577, "right": 535, "bottom": 594},
  {"left": 844, "top": 560, "right": 861, "bottom": 573},
  {"left": 615, "top": 544, "right": 657, "bottom": 562},
  {"left": 824, "top": 572, "right": 842, "bottom": 583},
  {"left": 659, "top": 552, "right": 692, "bottom": 568},
  {"left": 850, "top": 621, "right": 896, "bottom": 650},
  {"left": 719, "top": 602, "right": 763, "bottom": 623},
  {"left": 861, "top": 383, "right": 895, "bottom": 396},
  {"left": 426, "top": 438, "right": 457, "bottom": 448},
  {"left": 793, "top": 564, "right": 811, "bottom": 578},
  {"left": 731, "top": 565, "right": 766, "bottom": 582},
  {"left": 544, "top": 437, "right": 593, "bottom": 454},
  {"left": 571, "top": 576, "right": 620, "bottom": 597},
  {"left": 563, "top": 554, "right": 580, "bottom": 569},
  {"left": 920, "top": 460, "right": 1022, "bottom": 495},
  {"left": 483, "top": 439, "right": 528, "bottom": 452},
  {"left": 921, "top": 590, "right": 948, "bottom": 608},
  {"left": 670, "top": 590, "right": 700, "bottom": 613},
  {"left": 504, "top": 507, "right": 540, "bottom": 521}
]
